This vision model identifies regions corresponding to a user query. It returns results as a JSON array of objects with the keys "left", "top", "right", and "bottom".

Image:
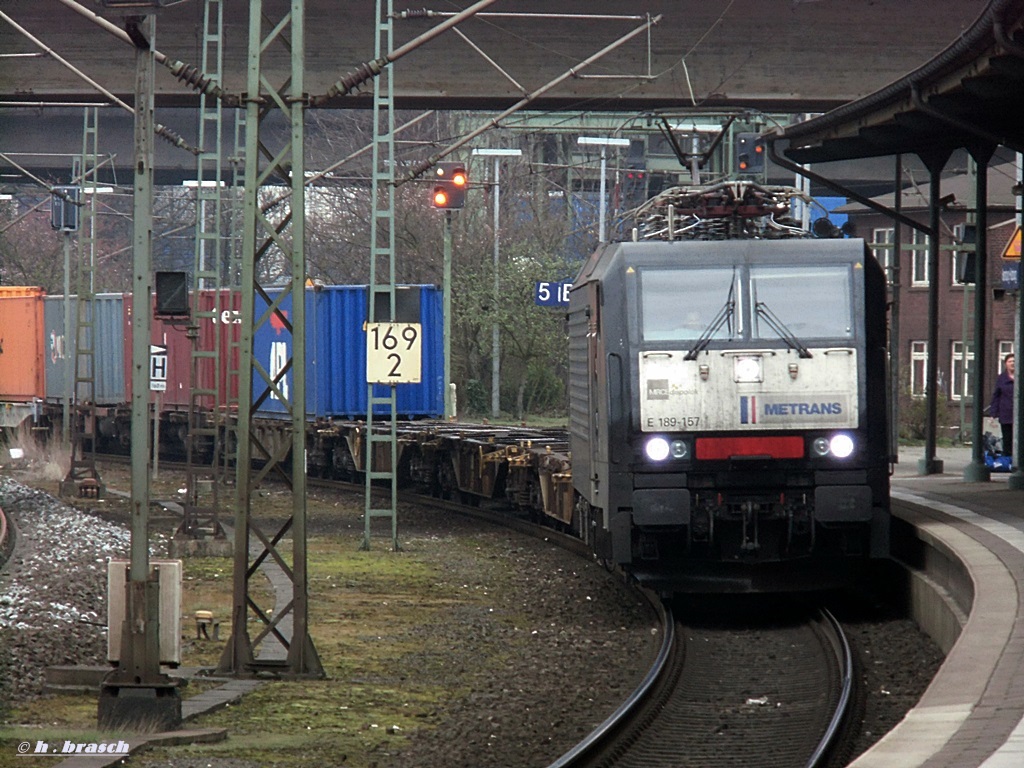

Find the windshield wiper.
[
  {"left": 754, "top": 301, "right": 813, "bottom": 358},
  {"left": 684, "top": 299, "right": 734, "bottom": 360}
]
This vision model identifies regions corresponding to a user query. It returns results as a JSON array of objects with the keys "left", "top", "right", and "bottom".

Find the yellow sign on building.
[{"left": 1002, "top": 226, "right": 1022, "bottom": 260}]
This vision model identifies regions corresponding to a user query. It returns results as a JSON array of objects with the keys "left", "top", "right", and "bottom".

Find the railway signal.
[
  {"left": 431, "top": 161, "right": 467, "bottom": 209},
  {"left": 50, "top": 186, "right": 81, "bottom": 232},
  {"left": 735, "top": 132, "right": 765, "bottom": 175}
]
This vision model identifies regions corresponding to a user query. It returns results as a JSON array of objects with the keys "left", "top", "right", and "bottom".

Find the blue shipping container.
[
  {"left": 44, "top": 294, "right": 128, "bottom": 406},
  {"left": 252, "top": 285, "right": 444, "bottom": 419}
]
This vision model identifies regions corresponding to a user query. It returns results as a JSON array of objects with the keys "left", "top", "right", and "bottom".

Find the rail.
[
  {"left": 545, "top": 602, "right": 674, "bottom": 768},
  {"left": 806, "top": 607, "right": 856, "bottom": 768}
]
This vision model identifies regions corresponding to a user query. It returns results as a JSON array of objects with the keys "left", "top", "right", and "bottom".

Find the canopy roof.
[{"left": 776, "top": 0, "right": 1024, "bottom": 165}]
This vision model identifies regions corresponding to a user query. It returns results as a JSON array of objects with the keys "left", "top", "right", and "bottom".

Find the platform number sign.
[
  {"left": 535, "top": 281, "right": 572, "bottom": 306},
  {"left": 149, "top": 344, "right": 167, "bottom": 392},
  {"left": 366, "top": 323, "right": 421, "bottom": 384}
]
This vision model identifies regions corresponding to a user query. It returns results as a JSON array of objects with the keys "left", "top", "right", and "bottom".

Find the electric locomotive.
[{"left": 567, "top": 183, "right": 890, "bottom": 592}]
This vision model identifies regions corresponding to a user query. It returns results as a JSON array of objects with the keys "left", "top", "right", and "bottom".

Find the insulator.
[
  {"left": 174, "top": 63, "right": 210, "bottom": 93},
  {"left": 164, "top": 59, "right": 237, "bottom": 106},
  {"left": 396, "top": 8, "right": 433, "bottom": 19},
  {"left": 155, "top": 123, "right": 201, "bottom": 156},
  {"left": 319, "top": 59, "right": 387, "bottom": 103}
]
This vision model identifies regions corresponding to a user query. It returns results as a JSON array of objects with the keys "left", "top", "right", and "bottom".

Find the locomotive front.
[{"left": 568, "top": 186, "right": 890, "bottom": 592}]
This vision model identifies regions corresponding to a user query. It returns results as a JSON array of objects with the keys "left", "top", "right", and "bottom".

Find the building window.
[
  {"left": 998, "top": 340, "right": 1015, "bottom": 369},
  {"left": 951, "top": 223, "right": 971, "bottom": 286},
  {"left": 951, "top": 340, "right": 974, "bottom": 402},
  {"left": 910, "top": 229, "right": 931, "bottom": 286},
  {"left": 910, "top": 341, "right": 927, "bottom": 397},
  {"left": 872, "top": 227, "right": 893, "bottom": 277}
]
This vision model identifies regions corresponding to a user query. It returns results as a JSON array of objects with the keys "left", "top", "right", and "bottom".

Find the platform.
[{"left": 853, "top": 445, "right": 1024, "bottom": 767}]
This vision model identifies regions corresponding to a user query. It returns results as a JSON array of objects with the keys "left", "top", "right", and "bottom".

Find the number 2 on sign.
[{"left": 366, "top": 322, "right": 422, "bottom": 383}]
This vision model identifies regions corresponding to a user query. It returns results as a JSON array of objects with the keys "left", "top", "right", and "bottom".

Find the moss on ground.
[{"left": 3, "top": 508, "right": 519, "bottom": 768}]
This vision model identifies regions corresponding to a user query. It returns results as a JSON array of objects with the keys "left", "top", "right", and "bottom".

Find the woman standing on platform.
[{"left": 988, "top": 353, "right": 1015, "bottom": 455}]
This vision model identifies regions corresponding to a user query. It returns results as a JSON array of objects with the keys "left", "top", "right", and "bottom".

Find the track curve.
[{"left": 551, "top": 602, "right": 856, "bottom": 768}]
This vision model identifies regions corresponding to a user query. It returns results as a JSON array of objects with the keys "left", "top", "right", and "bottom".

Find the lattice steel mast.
[
  {"left": 219, "top": 0, "right": 321, "bottom": 677},
  {"left": 180, "top": 0, "right": 229, "bottom": 547},
  {"left": 60, "top": 106, "right": 104, "bottom": 499}
]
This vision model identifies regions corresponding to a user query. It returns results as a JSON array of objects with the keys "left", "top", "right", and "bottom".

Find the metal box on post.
[{"left": 106, "top": 558, "right": 182, "bottom": 666}]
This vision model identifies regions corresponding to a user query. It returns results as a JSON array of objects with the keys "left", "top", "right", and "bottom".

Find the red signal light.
[{"left": 735, "top": 132, "right": 764, "bottom": 175}]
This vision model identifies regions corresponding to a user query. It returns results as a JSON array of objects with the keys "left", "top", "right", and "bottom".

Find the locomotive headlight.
[
  {"left": 645, "top": 437, "right": 690, "bottom": 462},
  {"left": 811, "top": 437, "right": 831, "bottom": 457},
  {"left": 734, "top": 355, "right": 763, "bottom": 383},
  {"left": 829, "top": 433, "right": 855, "bottom": 458},
  {"left": 645, "top": 436, "right": 671, "bottom": 462}
]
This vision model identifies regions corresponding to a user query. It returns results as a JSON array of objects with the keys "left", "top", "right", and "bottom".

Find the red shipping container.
[
  {"left": 0, "top": 287, "right": 47, "bottom": 402},
  {"left": 124, "top": 290, "right": 242, "bottom": 411}
]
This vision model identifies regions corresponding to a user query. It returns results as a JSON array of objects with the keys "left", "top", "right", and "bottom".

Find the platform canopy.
[{"left": 775, "top": 0, "right": 1024, "bottom": 163}]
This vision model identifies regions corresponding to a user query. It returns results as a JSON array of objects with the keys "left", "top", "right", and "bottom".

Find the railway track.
[{"left": 553, "top": 603, "right": 857, "bottom": 768}]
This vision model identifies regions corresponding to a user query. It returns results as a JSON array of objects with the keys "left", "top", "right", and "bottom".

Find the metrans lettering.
[{"left": 764, "top": 402, "right": 843, "bottom": 416}]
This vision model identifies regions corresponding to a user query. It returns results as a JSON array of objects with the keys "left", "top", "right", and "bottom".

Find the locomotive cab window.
[
  {"left": 750, "top": 264, "right": 854, "bottom": 340},
  {"left": 641, "top": 267, "right": 738, "bottom": 341},
  {"left": 639, "top": 263, "right": 854, "bottom": 344}
]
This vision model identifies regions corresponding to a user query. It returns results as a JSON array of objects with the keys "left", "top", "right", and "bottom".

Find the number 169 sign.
[{"left": 366, "top": 323, "right": 422, "bottom": 383}]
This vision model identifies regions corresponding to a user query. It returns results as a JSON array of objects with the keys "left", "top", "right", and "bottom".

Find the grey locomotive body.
[{"left": 568, "top": 235, "right": 890, "bottom": 592}]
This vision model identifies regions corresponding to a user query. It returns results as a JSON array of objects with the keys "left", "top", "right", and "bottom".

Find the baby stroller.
[{"left": 983, "top": 432, "right": 1013, "bottom": 472}]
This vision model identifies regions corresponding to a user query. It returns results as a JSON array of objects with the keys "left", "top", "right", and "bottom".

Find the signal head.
[
  {"left": 735, "top": 132, "right": 765, "bottom": 175},
  {"left": 430, "top": 161, "right": 467, "bottom": 209}
]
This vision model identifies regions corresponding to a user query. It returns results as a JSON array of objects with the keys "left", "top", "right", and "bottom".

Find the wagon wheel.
[{"left": 436, "top": 455, "right": 458, "bottom": 501}]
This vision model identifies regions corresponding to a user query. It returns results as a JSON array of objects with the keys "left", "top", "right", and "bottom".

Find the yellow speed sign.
[{"left": 366, "top": 322, "right": 422, "bottom": 384}]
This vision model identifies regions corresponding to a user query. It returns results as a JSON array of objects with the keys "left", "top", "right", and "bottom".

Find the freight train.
[
  {"left": 0, "top": 284, "right": 445, "bottom": 461},
  {"left": 1, "top": 184, "right": 891, "bottom": 593}
]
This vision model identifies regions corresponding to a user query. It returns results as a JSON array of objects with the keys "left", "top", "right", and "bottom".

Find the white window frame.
[
  {"left": 872, "top": 227, "right": 894, "bottom": 278},
  {"left": 951, "top": 223, "right": 971, "bottom": 286},
  {"left": 998, "top": 340, "right": 1015, "bottom": 371},
  {"left": 950, "top": 340, "right": 974, "bottom": 402},
  {"left": 910, "top": 340, "right": 928, "bottom": 398},
  {"left": 910, "top": 229, "right": 931, "bottom": 286}
]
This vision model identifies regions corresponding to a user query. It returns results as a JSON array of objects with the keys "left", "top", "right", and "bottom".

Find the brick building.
[{"left": 838, "top": 161, "right": 1020, "bottom": 437}]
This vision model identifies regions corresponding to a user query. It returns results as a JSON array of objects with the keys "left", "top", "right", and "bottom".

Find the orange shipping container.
[{"left": 0, "top": 287, "right": 47, "bottom": 402}]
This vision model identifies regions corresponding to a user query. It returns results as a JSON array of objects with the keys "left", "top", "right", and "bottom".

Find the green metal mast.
[
  {"left": 219, "top": 0, "right": 322, "bottom": 677},
  {"left": 182, "top": 0, "right": 228, "bottom": 545},
  {"left": 363, "top": 0, "right": 400, "bottom": 551}
]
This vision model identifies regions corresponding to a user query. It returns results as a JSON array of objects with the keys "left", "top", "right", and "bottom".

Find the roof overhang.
[{"left": 773, "top": 0, "right": 1024, "bottom": 165}]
